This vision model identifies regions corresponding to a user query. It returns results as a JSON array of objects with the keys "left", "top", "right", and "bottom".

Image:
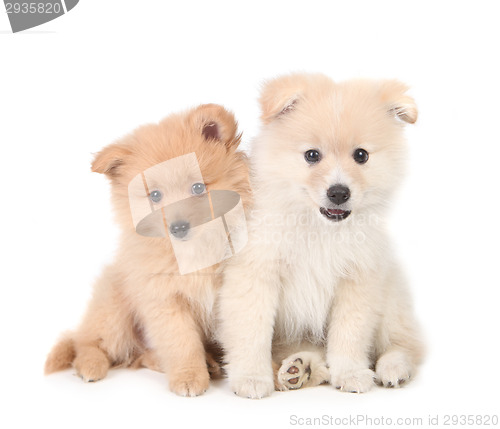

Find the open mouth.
[{"left": 320, "top": 207, "right": 351, "bottom": 222}]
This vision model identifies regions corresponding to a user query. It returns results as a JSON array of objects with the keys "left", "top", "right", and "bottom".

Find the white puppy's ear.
[
  {"left": 259, "top": 74, "right": 307, "bottom": 124},
  {"left": 190, "top": 104, "right": 241, "bottom": 148},
  {"left": 381, "top": 80, "right": 418, "bottom": 124}
]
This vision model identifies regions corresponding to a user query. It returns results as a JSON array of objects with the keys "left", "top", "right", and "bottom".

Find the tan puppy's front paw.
[
  {"left": 231, "top": 375, "right": 274, "bottom": 399},
  {"left": 331, "top": 368, "right": 375, "bottom": 393},
  {"left": 169, "top": 370, "right": 210, "bottom": 397}
]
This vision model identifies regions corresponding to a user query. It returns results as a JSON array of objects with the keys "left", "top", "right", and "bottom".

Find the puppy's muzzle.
[{"left": 321, "top": 184, "right": 352, "bottom": 222}]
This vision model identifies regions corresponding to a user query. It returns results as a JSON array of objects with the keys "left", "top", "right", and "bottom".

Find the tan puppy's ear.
[
  {"left": 91, "top": 142, "right": 132, "bottom": 177},
  {"left": 191, "top": 104, "right": 241, "bottom": 148},
  {"left": 259, "top": 74, "right": 305, "bottom": 124},
  {"left": 381, "top": 80, "right": 418, "bottom": 124}
]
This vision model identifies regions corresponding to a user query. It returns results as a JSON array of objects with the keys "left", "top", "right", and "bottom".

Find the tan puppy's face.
[
  {"left": 256, "top": 73, "right": 417, "bottom": 222},
  {"left": 91, "top": 104, "right": 249, "bottom": 238}
]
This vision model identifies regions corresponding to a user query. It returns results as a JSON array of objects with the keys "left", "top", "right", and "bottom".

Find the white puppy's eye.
[
  {"left": 305, "top": 149, "right": 321, "bottom": 164},
  {"left": 191, "top": 182, "right": 206, "bottom": 195},
  {"left": 149, "top": 190, "right": 163, "bottom": 203},
  {"left": 353, "top": 148, "right": 369, "bottom": 164}
]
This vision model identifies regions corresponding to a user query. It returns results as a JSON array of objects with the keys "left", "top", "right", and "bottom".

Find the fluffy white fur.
[{"left": 217, "top": 73, "right": 424, "bottom": 398}]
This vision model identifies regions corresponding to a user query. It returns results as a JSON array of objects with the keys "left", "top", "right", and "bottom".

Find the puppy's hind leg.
[
  {"left": 374, "top": 270, "right": 425, "bottom": 388},
  {"left": 375, "top": 346, "right": 415, "bottom": 388},
  {"left": 71, "top": 268, "right": 138, "bottom": 382},
  {"left": 194, "top": 341, "right": 225, "bottom": 380},
  {"left": 275, "top": 347, "right": 330, "bottom": 391},
  {"left": 374, "top": 324, "right": 424, "bottom": 388},
  {"left": 73, "top": 343, "right": 111, "bottom": 382}
]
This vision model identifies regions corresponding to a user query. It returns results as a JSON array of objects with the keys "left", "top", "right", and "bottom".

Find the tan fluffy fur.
[{"left": 45, "top": 104, "right": 250, "bottom": 396}]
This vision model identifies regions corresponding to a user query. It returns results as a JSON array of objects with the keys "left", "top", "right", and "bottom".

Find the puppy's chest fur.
[{"left": 273, "top": 222, "right": 370, "bottom": 344}]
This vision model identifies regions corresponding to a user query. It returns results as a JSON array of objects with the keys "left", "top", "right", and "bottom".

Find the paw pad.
[{"left": 278, "top": 357, "right": 311, "bottom": 390}]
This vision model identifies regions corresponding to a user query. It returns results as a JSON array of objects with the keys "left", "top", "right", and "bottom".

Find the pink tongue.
[{"left": 328, "top": 209, "right": 345, "bottom": 215}]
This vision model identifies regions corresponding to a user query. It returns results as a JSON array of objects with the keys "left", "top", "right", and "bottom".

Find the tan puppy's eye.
[
  {"left": 191, "top": 182, "right": 206, "bottom": 195},
  {"left": 353, "top": 148, "right": 369, "bottom": 164},
  {"left": 304, "top": 149, "right": 321, "bottom": 164},
  {"left": 149, "top": 190, "right": 163, "bottom": 203}
]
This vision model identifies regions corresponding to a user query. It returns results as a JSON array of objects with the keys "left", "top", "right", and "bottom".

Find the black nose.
[
  {"left": 327, "top": 185, "right": 350, "bottom": 205},
  {"left": 169, "top": 221, "right": 190, "bottom": 239}
]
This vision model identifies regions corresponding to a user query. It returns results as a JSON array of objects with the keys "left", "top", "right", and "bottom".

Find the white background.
[{"left": 1, "top": 1, "right": 499, "bottom": 428}]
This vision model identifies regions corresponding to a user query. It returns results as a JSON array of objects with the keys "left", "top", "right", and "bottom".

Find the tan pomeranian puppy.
[
  {"left": 45, "top": 104, "right": 250, "bottom": 397},
  {"left": 217, "top": 73, "right": 424, "bottom": 398}
]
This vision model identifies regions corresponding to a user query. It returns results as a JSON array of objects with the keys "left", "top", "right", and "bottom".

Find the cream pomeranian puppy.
[{"left": 217, "top": 73, "right": 424, "bottom": 398}]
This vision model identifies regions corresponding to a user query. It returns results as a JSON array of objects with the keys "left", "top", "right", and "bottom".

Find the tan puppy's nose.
[{"left": 169, "top": 221, "right": 190, "bottom": 239}]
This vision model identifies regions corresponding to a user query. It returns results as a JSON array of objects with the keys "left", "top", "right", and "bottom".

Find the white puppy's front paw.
[
  {"left": 331, "top": 368, "right": 375, "bottom": 393},
  {"left": 375, "top": 350, "right": 413, "bottom": 388},
  {"left": 231, "top": 375, "right": 274, "bottom": 399}
]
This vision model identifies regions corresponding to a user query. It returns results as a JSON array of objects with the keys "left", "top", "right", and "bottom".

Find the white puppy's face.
[{"left": 253, "top": 74, "right": 417, "bottom": 223}]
